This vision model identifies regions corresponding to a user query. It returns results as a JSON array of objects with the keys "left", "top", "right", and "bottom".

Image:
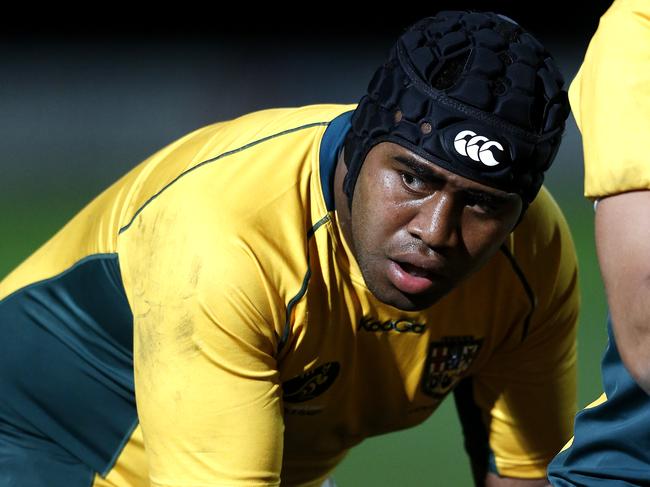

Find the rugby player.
[
  {"left": 0, "top": 11, "right": 576, "bottom": 487},
  {"left": 548, "top": 0, "right": 650, "bottom": 484}
]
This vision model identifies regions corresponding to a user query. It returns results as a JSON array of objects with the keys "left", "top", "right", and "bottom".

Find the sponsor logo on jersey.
[
  {"left": 359, "top": 316, "right": 426, "bottom": 334},
  {"left": 283, "top": 362, "right": 340, "bottom": 403},
  {"left": 453, "top": 130, "right": 505, "bottom": 167},
  {"left": 422, "top": 336, "right": 483, "bottom": 398}
]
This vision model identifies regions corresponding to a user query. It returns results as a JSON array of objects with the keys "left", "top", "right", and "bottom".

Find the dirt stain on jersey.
[
  {"left": 175, "top": 313, "right": 199, "bottom": 356},
  {"left": 190, "top": 258, "right": 201, "bottom": 287}
]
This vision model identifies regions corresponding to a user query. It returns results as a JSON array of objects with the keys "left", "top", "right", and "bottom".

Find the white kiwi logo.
[{"left": 453, "top": 130, "right": 504, "bottom": 167}]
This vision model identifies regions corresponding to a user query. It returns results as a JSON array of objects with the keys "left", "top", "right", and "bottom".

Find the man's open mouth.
[
  {"left": 398, "top": 262, "right": 433, "bottom": 278},
  {"left": 387, "top": 260, "right": 439, "bottom": 295}
]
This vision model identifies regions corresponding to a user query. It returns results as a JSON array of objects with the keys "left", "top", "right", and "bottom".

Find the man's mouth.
[
  {"left": 387, "top": 260, "right": 441, "bottom": 295},
  {"left": 399, "top": 262, "right": 432, "bottom": 278}
]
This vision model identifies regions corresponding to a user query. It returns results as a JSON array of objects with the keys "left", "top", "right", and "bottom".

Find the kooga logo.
[
  {"left": 359, "top": 316, "right": 426, "bottom": 334},
  {"left": 453, "top": 130, "right": 504, "bottom": 167}
]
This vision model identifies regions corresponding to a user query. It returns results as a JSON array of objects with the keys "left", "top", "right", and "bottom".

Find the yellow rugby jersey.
[
  {"left": 570, "top": 0, "right": 650, "bottom": 198},
  {"left": 0, "top": 104, "right": 578, "bottom": 486}
]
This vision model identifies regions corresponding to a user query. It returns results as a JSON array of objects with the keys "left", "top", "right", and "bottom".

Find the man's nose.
[{"left": 406, "top": 191, "right": 461, "bottom": 250}]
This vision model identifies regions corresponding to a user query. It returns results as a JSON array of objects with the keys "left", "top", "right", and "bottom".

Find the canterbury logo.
[{"left": 453, "top": 130, "right": 504, "bottom": 167}]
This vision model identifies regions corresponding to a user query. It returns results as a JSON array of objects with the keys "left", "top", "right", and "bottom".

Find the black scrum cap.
[{"left": 343, "top": 11, "right": 570, "bottom": 208}]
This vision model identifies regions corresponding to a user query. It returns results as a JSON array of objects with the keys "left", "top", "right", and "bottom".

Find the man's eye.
[{"left": 401, "top": 172, "right": 426, "bottom": 191}]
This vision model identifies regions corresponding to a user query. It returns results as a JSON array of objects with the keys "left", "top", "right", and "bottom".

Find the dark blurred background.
[{"left": 0, "top": 2, "right": 613, "bottom": 484}]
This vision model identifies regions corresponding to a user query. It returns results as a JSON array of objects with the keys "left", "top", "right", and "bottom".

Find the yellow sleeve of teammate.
[
  {"left": 471, "top": 188, "right": 579, "bottom": 478},
  {"left": 119, "top": 179, "right": 286, "bottom": 486},
  {"left": 571, "top": 0, "right": 650, "bottom": 198}
]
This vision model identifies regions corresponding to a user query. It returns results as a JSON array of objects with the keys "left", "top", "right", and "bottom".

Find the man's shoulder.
[
  {"left": 514, "top": 186, "right": 573, "bottom": 253},
  {"left": 506, "top": 185, "right": 577, "bottom": 298},
  {"left": 214, "top": 103, "right": 356, "bottom": 137},
  {"left": 118, "top": 106, "right": 355, "bottom": 297},
  {"left": 570, "top": 0, "right": 650, "bottom": 198},
  {"left": 120, "top": 103, "right": 355, "bottom": 231}
]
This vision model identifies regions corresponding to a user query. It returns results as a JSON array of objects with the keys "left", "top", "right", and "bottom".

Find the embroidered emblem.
[{"left": 422, "top": 336, "right": 483, "bottom": 398}]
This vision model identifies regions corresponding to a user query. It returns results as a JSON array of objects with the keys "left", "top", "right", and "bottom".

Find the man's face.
[{"left": 349, "top": 141, "right": 522, "bottom": 311}]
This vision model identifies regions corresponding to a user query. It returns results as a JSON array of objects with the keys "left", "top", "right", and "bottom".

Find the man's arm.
[
  {"left": 455, "top": 375, "right": 553, "bottom": 486},
  {"left": 565, "top": 0, "right": 650, "bottom": 395},
  {"left": 596, "top": 191, "right": 650, "bottom": 394},
  {"left": 120, "top": 192, "right": 287, "bottom": 486}
]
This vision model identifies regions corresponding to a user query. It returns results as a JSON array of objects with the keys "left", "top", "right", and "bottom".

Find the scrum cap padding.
[{"left": 343, "top": 11, "right": 570, "bottom": 205}]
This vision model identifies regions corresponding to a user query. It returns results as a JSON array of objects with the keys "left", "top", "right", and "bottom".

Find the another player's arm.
[
  {"left": 595, "top": 192, "right": 650, "bottom": 394},
  {"left": 574, "top": 0, "right": 650, "bottom": 395},
  {"left": 569, "top": 0, "right": 650, "bottom": 394}
]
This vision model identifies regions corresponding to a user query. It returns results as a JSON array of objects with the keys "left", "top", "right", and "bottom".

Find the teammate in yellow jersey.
[
  {"left": 548, "top": 1, "right": 650, "bottom": 485},
  {"left": 0, "top": 11, "right": 576, "bottom": 487}
]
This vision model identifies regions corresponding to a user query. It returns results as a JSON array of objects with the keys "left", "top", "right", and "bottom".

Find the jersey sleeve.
[
  {"left": 460, "top": 188, "right": 579, "bottom": 479},
  {"left": 570, "top": 0, "right": 650, "bottom": 198},
  {"left": 118, "top": 186, "right": 287, "bottom": 486}
]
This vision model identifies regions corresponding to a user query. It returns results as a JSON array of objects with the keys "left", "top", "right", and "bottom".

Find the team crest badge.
[{"left": 422, "top": 336, "right": 483, "bottom": 398}]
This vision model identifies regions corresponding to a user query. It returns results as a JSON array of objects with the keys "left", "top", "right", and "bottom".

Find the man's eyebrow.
[
  {"left": 393, "top": 155, "right": 441, "bottom": 179},
  {"left": 394, "top": 154, "right": 511, "bottom": 202},
  {"left": 463, "top": 188, "right": 510, "bottom": 204}
]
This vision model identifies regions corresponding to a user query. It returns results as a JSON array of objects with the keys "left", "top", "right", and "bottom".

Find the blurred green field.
[{"left": 0, "top": 176, "right": 607, "bottom": 485}]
